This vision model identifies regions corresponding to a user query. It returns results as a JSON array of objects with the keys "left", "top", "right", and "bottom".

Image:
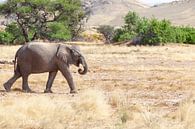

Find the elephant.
[{"left": 3, "top": 42, "right": 88, "bottom": 93}]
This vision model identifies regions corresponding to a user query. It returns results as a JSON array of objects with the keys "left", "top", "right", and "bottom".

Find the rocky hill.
[
  {"left": 139, "top": 0, "right": 195, "bottom": 27},
  {"left": 83, "top": 0, "right": 195, "bottom": 27},
  {"left": 82, "top": 0, "right": 148, "bottom": 27}
]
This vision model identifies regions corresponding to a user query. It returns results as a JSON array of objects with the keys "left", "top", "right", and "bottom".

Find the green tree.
[
  {"left": 5, "top": 22, "right": 25, "bottom": 44},
  {"left": 0, "top": 0, "right": 86, "bottom": 44},
  {"left": 113, "top": 12, "right": 141, "bottom": 42},
  {"left": 124, "top": 11, "right": 140, "bottom": 33}
]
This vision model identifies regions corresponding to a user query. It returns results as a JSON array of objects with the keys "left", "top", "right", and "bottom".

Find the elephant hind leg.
[
  {"left": 44, "top": 71, "right": 57, "bottom": 93},
  {"left": 4, "top": 67, "right": 21, "bottom": 92},
  {"left": 22, "top": 75, "right": 32, "bottom": 93},
  {"left": 19, "top": 64, "right": 33, "bottom": 93}
]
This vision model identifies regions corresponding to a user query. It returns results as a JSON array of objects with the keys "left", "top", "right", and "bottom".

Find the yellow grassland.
[{"left": 0, "top": 43, "right": 195, "bottom": 129}]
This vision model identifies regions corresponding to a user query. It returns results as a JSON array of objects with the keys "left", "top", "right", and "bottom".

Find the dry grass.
[
  {"left": 1, "top": 43, "right": 195, "bottom": 129},
  {"left": 0, "top": 89, "right": 111, "bottom": 129}
]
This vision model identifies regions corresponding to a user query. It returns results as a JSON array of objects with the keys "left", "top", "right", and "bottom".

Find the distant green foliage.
[
  {"left": 124, "top": 12, "right": 140, "bottom": 33},
  {"left": 113, "top": 12, "right": 139, "bottom": 42},
  {"left": 140, "top": 19, "right": 173, "bottom": 45},
  {"left": 0, "top": 0, "right": 86, "bottom": 44},
  {"left": 0, "top": 31, "right": 14, "bottom": 45},
  {"left": 46, "top": 22, "right": 71, "bottom": 41},
  {"left": 5, "top": 22, "right": 25, "bottom": 44},
  {"left": 118, "top": 32, "right": 134, "bottom": 42},
  {"left": 113, "top": 11, "right": 195, "bottom": 45}
]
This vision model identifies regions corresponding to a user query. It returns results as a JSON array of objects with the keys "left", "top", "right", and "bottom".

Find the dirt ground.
[{"left": 0, "top": 43, "right": 195, "bottom": 129}]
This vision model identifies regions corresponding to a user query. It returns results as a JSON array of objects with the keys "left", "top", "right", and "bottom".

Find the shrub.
[
  {"left": 97, "top": 25, "right": 115, "bottom": 43},
  {"left": 117, "top": 32, "right": 135, "bottom": 42},
  {"left": 140, "top": 18, "right": 172, "bottom": 45},
  {"left": 0, "top": 31, "right": 14, "bottom": 45},
  {"left": 46, "top": 22, "right": 72, "bottom": 41},
  {"left": 5, "top": 22, "right": 25, "bottom": 44},
  {"left": 184, "top": 27, "right": 195, "bottom": 44},
  {"left": 114, "top": 11, "right": 195, "bottom": 45},
  {"left": 124, "top": 12, "right": 140, "bottom": 33},
  {"left": 113, "top": 29, "right": 136, "bottom": 42},
  {"left": 187, "top": 33, "right": 195, "bottom": 44}
]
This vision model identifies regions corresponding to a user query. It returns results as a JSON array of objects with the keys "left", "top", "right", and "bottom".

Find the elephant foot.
[
  {"left": 22, "top": 88, "right": 33, "bottom": 93},
  {"left": 70, "top": 90, "right": 78, "bottom": 94},
  {"left": 3, "top": 82, "right": 11, "bottom": 92},
  {"left": 44, "top": 89, "right": 53, "bottom": 93}
]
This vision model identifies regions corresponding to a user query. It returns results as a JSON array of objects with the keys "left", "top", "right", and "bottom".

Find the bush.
[
  {"left": 116, "top": 32, "right": 135, "bottom": 42},
  {"left": 187, "top": 33, "right": 195, "bottom": 44},
  {"left": 5, "top": 22, "right": 25, "bottom": 44},
  {"left": 46, "top": 22, "right": 72, "bottom": 41},
  {"left": 113, "top": 29, "right": 136, "bottom": 42},
  {"left": 140, "top": 18, "right": 173, "bottom": 45},
  {"left": 124, "top": 12, "right": 140, "bottom": 33},
  {"left": 184, "top": 28, "right": 195, "bottom": 44},
  {"left": 97, "top": 25, "right": 115, "bottom": 43},
  {"left": 113, "top": 12, "right": 140, "bottom": 42},
  {"left": 0, "top": 31, "right": 14, "bottom": 45},
  {"left": 114, "top": 11, "right": 195, "bottom": 45}
]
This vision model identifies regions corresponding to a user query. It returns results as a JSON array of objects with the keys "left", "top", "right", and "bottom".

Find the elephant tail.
[
  {"left": 14, "top": 51, "right": 18, "bottom": 73},
  {"left": 14, "top": 46, "right": 23, "bottom": 73}
]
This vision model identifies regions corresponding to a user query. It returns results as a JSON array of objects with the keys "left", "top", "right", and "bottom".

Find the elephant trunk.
[{"left": 78, "top": 56, "right": 88, "bottom": 75}]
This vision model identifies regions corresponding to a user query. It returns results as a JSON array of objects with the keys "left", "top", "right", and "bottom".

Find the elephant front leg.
[
  {"left": 44, "top": 71, "right": 57, "bottom": 93},
  {"left": 59, "top": 67, "right": 77, "bottom": 94}
]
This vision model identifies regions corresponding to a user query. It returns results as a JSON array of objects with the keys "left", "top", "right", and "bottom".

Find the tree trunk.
[
  {"left": 21, "top": 27, "right": 29, "bottom": 43},
  {"left": 16, "top": 15, "right": 29, "bottom": 43}
]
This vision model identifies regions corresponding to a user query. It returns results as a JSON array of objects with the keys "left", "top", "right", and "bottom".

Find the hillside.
[
  {"left": 139, "top": 0, "right": 195, "bottom": 27},
  {"left": 84, "top": 0, "right": 195, "bottom": 27},
  {"left": 82, "top": 0, "right": 148, "bottom": 27}
]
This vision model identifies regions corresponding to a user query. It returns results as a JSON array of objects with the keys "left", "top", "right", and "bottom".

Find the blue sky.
[{"left": 0, "top": 0, "right": 177, "bottom": 5}]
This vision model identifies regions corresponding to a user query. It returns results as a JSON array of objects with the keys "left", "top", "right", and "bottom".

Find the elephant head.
[{"left": 57, "top": 44, "right": 88, "bottom": 75}]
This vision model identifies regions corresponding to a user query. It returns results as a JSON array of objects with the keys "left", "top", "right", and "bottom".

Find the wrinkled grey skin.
[{"left": 3, "top": 42, "right": 88, "bottom": 93}]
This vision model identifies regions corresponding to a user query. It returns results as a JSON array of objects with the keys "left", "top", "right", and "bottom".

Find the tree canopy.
[{"left": 0, "top": 0, "right": 86, "bottom": 44}]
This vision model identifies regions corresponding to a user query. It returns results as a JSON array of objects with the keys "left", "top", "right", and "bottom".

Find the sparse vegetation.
[{"left": 81, "top": 30, "right": 105, "bottom": 42}]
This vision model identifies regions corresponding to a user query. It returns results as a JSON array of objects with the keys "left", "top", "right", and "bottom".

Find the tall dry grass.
[
  {"left": 0, "top": 89, "right": 111, "bottom": 129},
  {"left": 111, "top": 94, "right": 195, "bottom": 129}
]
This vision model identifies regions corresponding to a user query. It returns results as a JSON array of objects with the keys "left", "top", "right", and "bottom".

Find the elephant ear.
[
  {"left": 56, "top": 45, "right": 70, "bottom": 63},
  {"left": 70, "top": 45, "right": 82, "bottom": 57}
]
